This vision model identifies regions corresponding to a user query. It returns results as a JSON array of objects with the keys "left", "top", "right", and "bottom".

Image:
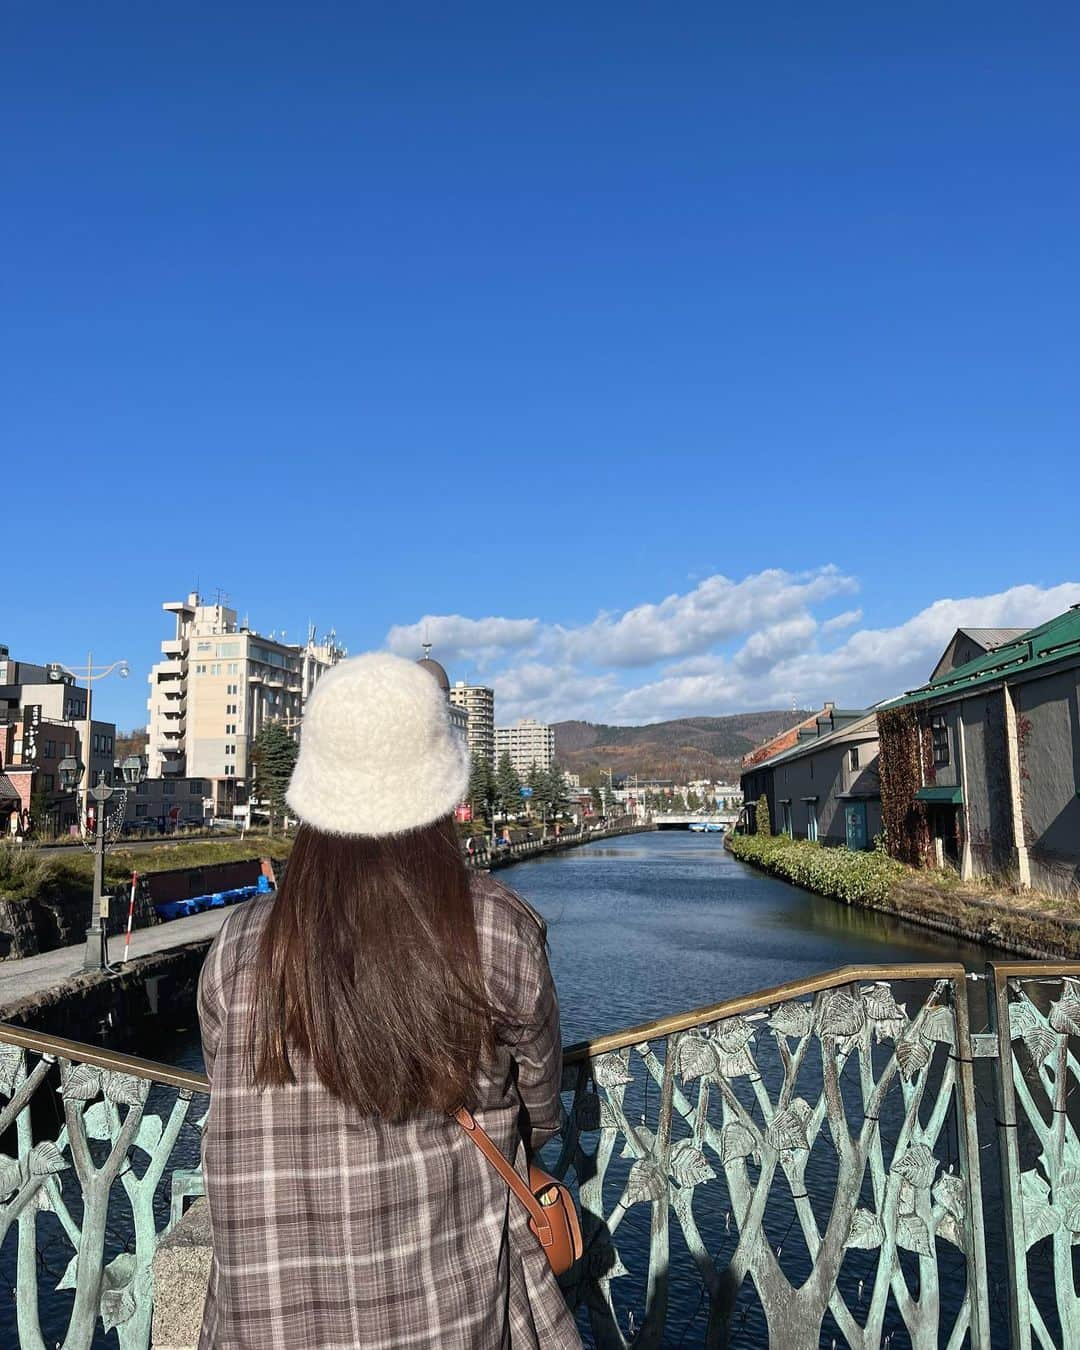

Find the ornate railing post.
[{"left": 986, "top": 962, "right": 1080, "bottom": 1350}]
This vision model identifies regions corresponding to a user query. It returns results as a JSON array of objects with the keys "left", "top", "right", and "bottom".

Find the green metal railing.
[{"left": 2, "top": 962, "right": 1079, "bottom": 1347}]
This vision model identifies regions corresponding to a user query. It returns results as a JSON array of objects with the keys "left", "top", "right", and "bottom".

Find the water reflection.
[{"left": 509, "top": 832, "right": 1001, "bottom": 1045}]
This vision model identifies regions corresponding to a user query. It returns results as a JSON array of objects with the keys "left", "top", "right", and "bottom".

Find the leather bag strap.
[{"left": 454, "top": 1107, "right": 552, "bottom": 1241}]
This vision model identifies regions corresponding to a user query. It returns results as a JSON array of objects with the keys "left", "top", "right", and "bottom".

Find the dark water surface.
[{"left": 516, "top": 832, "right": 994, "bottom": 1044}]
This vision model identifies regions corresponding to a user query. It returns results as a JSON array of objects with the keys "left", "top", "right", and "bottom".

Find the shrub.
[
  {"left": 0, "top": 840, "right": 56, "bottom": 904},
  {"left": 728, "top": 832, "right": 904, "bottom": 905},
  {"left": 755, "top": 794, "right": 771, "bottom": 837}
]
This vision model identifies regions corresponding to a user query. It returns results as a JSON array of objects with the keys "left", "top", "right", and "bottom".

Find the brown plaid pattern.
[{"left": 197, "top": 872, "right": 583, "bottom": 1349}]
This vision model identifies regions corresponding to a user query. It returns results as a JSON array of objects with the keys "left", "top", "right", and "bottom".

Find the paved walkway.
[{"left": 0, "top": 908, "right": 232, "bottom": 1010}]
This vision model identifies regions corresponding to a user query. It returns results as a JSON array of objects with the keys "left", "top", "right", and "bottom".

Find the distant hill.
[{"left": 552, "top": 712, "right": 811, "bottom": 784}]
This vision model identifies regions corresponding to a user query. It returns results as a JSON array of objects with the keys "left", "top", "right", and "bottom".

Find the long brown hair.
[{"left": 248, "top": 814, "right": 494, "bottom": 1119}]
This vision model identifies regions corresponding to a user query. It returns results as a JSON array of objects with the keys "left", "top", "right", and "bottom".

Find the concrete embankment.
[
  {"left": 0, "top": 940, "right": 208, "bottom": 1046},
  {"left": 725, "top": 833, "right": 1080, "bottom": 961},
  {"left": 1, "top": 823, "right": 653, "bottom": 1044}
]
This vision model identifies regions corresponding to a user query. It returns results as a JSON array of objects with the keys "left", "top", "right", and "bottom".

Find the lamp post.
[
  {"left": 59, "top": 752, "right": 146, "bottom": 972},
  {"left": 48, "top": 654, "right": 130, "bottom": 837}
]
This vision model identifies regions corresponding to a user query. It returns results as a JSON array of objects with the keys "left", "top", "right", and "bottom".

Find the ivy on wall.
[{"left": 877, "top": 705, "right": 932, "bottom": 867}]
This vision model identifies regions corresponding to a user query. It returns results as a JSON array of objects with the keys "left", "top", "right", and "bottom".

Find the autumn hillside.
[{"left": 552, "top": 712, "right": 811, "bottom": 785}]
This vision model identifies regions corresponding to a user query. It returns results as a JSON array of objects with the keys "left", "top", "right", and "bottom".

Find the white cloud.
[
  {"left": 611, "top": 580, "right": 1080, "bottom": 721},
  {"left": 822, "top": 608, "right": 863, "bottom": 633},
  {"left": 492, "top": 662, "right": 619, "bottom": 725},
  {"left": 384, "top": 577, "right": 1080, "bottom": 726},
  {"left": 385, "top": 614, "right": 539, "bottom": 668},
  {"left": 557, "top": 566, "right": 857, "bottom": 668},
  {"left": 733, "top": 614, "right": 818, "bottom": 674}
]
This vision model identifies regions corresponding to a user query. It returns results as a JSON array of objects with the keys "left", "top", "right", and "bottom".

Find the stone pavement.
[{"left": 0, "top": 907, "right": 232, "bottom": 1012}]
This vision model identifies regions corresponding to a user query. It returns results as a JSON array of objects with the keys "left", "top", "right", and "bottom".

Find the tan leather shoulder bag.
[{"left": 455, "top": 1107, "right": 583, "bottom": 1276}]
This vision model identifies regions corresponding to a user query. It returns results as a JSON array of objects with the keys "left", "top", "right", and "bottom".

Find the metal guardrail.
[
  {"left": 463, "top": 819, "right": 646, "bottom": 868},
  {"left": 2, "top": 962, "right": 1079, "bottom": 1347}
]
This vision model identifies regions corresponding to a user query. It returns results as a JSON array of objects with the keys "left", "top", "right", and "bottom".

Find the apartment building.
[
  {"left": 495, "top": 718, "right": 555, "bottom": 776},
  {"left": 449, "top": 681, "right": 495, "bottom": 765},
  {"left": 147, "top": 594, "right": 343, "bottom": 809}
]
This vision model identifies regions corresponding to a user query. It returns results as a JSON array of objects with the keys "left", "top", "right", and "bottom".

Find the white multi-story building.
[
  {"left": 495, "top": 718, "right": 555, "bottom": 776},
  {"left": 449, "top": 682, "right": 495, "bottom": 765},
  {"left": 146, "top": 594, "right": 344, "bottom": 809}
]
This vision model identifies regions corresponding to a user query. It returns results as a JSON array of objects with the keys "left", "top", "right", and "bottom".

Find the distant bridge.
[{"left": 653, "top": 812, "right": 737, "bottom": 830}]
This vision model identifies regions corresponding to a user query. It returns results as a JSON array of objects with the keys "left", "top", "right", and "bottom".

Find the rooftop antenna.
[{"left": 422, "top": 619, "right": 432, "bottom": 661}]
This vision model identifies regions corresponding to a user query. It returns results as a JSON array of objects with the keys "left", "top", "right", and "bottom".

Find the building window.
[
  {"left": 44, "top": 739, "right": 56, "bottom": 758},
  {"left": 43, "top": 774, "right": 54, "bottom": 791},
  {"left": 782, "top": 802, "right": 793, "bottom": 837},
  {"left": 163, "top": 781, "right": 175, "bottom": 795},
  {"left": 849, "top": 746, "right": 860, "bottom": 771},
  {"left": 931, "top": 714, "right": 950, "bottom": 767},
  {"left": 210, "top": 664, "right": 221, "bottom": 676},
  {"left": 135, "top": 804, "right": 147, "bottom": 818},
  {"left": 807, "top": 802, "right": 818, "bottom": 843}
]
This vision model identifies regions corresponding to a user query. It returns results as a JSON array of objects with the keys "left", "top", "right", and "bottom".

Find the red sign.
[{"left": 454, "top": 803, "right": 472, "bottom": 823}]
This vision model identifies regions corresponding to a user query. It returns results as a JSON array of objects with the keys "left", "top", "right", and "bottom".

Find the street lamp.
[
  {"left": 48, "top": 654, "right": 129, "bottom": 838},
  {"left": 59, "top": 752, "right": 146, "bottom": 972},
  {"left": 121, "top": 753, "right": 148, "bottom": 786}
]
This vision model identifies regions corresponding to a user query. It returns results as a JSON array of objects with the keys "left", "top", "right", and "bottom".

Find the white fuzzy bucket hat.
[{"left": 285, "top": 652, "right": 470, "bottom": 837}]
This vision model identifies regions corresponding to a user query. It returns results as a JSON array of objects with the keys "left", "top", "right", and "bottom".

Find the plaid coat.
[{"left": 197, "top": 871, "right": 582, "bottom": 1350}]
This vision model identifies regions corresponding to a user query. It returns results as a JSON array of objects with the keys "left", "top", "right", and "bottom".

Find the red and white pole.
[{"left": 123, "top": 872, "right": 138, "bottom": 964}]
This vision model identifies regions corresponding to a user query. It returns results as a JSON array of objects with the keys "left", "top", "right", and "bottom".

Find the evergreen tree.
[
  {"left": 251, "top": 720, "right": 299, "bottom": 835},
  {"left": 603, "top": 779, "right": 620, "bottom": 816},
  {"left": 495, "top": 753, "right": 521, "bottom": 819},
  {"left": 590, "top": 785, "right": 604, "bottom": 814},
  {"left": 540, "top": 762, "right": 570, "bottom": 822},
  {"left": 29, "top": 780, "right": 52, "bottom": 839},
  {"left": 467, "top": 754, "right": 495, "bottom": 827},
  {"left": 756, "top": 793, "right": 772, "bottom": 837}
]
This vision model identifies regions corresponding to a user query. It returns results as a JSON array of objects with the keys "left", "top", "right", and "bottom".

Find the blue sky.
[{"left": 3, "top": 3, "right": 1078, "bottom": 730}]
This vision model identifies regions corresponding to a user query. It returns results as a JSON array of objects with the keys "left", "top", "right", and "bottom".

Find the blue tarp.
[{"left": 154, "top": 879, "right": 271, "bottom": 923}]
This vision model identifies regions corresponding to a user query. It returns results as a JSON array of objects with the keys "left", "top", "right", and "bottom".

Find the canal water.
[
  {"left": 160, "top": 828, "right": 997, "bottom": 1059},
  {"left": 7, "top": 833, "right": 1019, "bottom": 1347}
]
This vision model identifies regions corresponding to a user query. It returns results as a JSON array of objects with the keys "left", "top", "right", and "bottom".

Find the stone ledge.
[{"left": 152, "top": 1198, "right": 212, "bottom": 1350}]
